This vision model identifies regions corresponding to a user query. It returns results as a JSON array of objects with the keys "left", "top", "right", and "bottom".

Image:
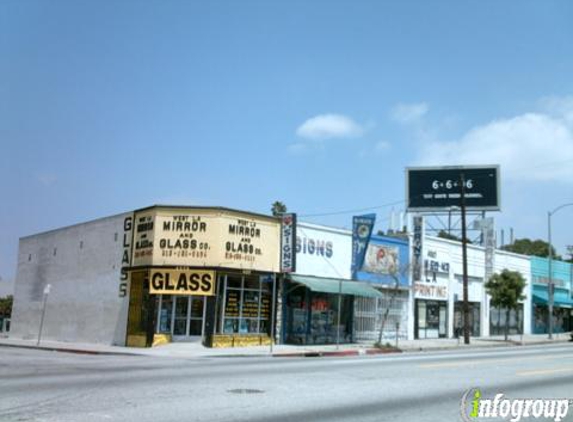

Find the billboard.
[{"left": 406, "top": 165, "right": 500, "bottom": 211}]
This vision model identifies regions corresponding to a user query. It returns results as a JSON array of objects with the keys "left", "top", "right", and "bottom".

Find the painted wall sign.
[
  {"left": 414, "top": 282, "right": 448, "bottom": 299},
  {"left": 132, "top": 208, "right": 280, "bottom": 272},
  {"left": 148, "top": 269, "right": 215, "bottom": 296},
  {"left": 119, "top": 214, "right": 134, "bottom": 297},
  {"left": 295, "top": 224, "right": 352, "bottom": 279},
  {"left": 281, "top": 213, "right": 297, "bottom": 273},
  {"left": 363, "top": 244, "right": 399, "bottom": 275},
  {"left": 356, "top": 237, "right": 410, "bottom": 287}
]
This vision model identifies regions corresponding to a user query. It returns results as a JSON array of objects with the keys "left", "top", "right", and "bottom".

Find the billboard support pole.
[{"left": 461, "top": 174, "right": 470, "bottom": 345}]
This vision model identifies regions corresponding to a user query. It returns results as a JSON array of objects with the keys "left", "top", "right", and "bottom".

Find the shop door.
[{"left": 157, "top": 295, "right": 206, "bottom": 341}]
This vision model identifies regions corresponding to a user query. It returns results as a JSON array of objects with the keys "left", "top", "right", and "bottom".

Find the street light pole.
[{"left": 547, "top": 203, "right": 573, "bottom": 340}]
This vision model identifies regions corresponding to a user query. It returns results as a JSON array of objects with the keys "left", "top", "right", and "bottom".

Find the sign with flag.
[{"left": 351, "top": 214, "right": 376, "bottom": 278}]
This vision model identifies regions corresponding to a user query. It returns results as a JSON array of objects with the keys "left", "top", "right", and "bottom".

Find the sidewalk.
[{"left": 0, "top": 333, "right": 570, "bottom": 359}]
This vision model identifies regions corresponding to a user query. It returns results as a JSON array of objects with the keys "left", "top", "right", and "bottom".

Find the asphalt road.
[{"left": 1, "top": 344, "right": 573, "bottom": 422}]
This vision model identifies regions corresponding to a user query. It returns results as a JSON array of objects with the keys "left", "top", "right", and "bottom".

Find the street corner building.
[{"left": 10, "top": 206, "right": 282, "bottom": 348}]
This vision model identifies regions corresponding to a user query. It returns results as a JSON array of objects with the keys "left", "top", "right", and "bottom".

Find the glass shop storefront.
[
  {"left": 156, "top": 295, "right": 206, "bottom": 340},
  {"left": 215, "top": 273, "right": 272, "bottom": 336},
  {"left": 126, "top": 269, "right": 277, "bottom": 347}
]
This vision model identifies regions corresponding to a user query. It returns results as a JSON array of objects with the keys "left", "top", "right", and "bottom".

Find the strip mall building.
[{"left": 9, "top": 205, "right": 573, "bottom": 347}]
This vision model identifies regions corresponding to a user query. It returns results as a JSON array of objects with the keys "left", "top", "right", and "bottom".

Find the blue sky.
[{"left": 1, "top": 0, "right": 573, "bottom": 286}]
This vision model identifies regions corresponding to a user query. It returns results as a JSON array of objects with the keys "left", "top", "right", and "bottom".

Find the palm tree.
[{"left": 271, "top": 201, "right": 287, "bottom": 217}]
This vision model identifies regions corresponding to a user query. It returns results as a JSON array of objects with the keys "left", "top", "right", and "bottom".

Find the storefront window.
[
  {"left": 156, "top": 295, "right": 205, "bottom": 338},
  {"left": 158, "top": 295, "right": 173, "bottom": 333},
  {"left": 285, "top": 286, "right": 353, "bottom": 345},
  {"left": 490, "top": 303, "right": 523, "bottom": 335},
  {"left": 454, "top": 302, "right": 481, "bottom": 337},
  {"left": 415, "top": 300, "right": 447, "bottom": 339},
  {"left": 219, "top": 274, "right": 271, "bottom": 335},
  {"left": 533, "top": 305, "right": 572, "bottom": 334}
]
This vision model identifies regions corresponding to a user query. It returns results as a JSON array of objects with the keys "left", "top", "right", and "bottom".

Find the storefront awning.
[
  {"left": 287, "top": 275, "right": 383, "bottom": 298},
  {"left": 532, "top": 290, "right": 573, "bottom": 308}
]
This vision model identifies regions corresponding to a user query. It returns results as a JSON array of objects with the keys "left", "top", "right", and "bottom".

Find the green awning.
[
  {"left": 532, "top": 290, "right": 573, "bottom": 308},
  {"left": 287, "top": 274, "right": 383, "bottom": 298}
]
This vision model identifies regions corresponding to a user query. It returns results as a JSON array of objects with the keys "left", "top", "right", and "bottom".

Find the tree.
[
  {"left": 271, "top": 201, "right": 287, "bottom": 217},
  {"left": 0, "top": 295, "right": 13, "bottom": 318},
  {"left": 377, "top": 264, "right": 409, "bottom": 345},
  {"left": 485, "top": 270, "right": 526, "bottom": 341},
  {"left": 501, "top": 238, "right": 559, "bottom": 259}
]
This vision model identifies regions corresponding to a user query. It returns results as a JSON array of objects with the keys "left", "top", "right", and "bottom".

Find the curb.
[
  {"left": 0, "top": 342, "right": 141, "bottom": 357},
  {"left": 272, "top": 348, "right": 402, "bottom": 358}
]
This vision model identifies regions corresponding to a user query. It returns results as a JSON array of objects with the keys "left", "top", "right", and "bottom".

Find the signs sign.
[
  {"left": 295, "top": 224, "right": 351, "bottom": 279},
  {"left": 132, "top": 208, "right": 281, "bottom": 272},
  {"left": 351, "top": 214, "right": 376, "bottom": 278},
  {"left": 412, "top": 216, "right": 423, "bottom": 282},
  {"left": 149, "top": 269, "right": 215, "bottom": 296},
  {"left": 407, "top": 165, "right": 500, "bottom": 211},
  {"left": 280, "top": 213, "right": 297, "bottom": 273}
]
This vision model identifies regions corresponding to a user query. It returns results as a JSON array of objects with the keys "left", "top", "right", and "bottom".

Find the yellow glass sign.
[
  {"left": 132, "top": 208, "right": 281, "bottom": 272},
  {"left": 149, "top": 269, "right": 216, "bottom": 296}
]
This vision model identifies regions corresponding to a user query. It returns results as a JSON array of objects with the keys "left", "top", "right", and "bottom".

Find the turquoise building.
[{"left": 531, "top": 257, "right": 573, "bottom": 334}]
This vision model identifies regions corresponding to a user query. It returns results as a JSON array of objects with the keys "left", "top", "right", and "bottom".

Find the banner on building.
[
  {"left": 482, "top": 217, "right": 495, "bottom": 283},
  {"left": 412, "top": 216, "right": 424, "bottom": 282},
  {"left": 280, "top": 213, "right": 297, "bottom": 273},
  {"left": 351, "top": 214, "right": 376, "bottom": 278}
]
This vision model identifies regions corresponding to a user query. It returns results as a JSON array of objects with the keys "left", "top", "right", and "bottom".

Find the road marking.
[
  {"left": 419, "top": 355, "right": 552, "bottom": 369},
  {"left": 516, "top": 367, "right": 573, "bottom": 377}
]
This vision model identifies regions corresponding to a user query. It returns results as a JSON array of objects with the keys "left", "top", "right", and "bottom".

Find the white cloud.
[
  {"left": 296, "top": 114, "right": 364, "bottom": 140},
  {"left": 390, "top": 102, "right": 428, "bottom": 124},
  {"left": 539, "top": 96, "right": 573, "bottom": 124},
  {"left": 416, "top": 109, "right": 573, "bottom": 183}
]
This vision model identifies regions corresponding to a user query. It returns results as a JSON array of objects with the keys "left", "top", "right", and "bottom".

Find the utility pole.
[
  {"left": 548, "top": 211, "right": 554, "bottom": 339},
  {"left": 546, "top": 203, "right": 573, "bottom": 340},
  {"left": 460, "top": 174, "right": 470, "bottom": 345}
]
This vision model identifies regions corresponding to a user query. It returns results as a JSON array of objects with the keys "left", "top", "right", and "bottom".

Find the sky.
[{"left": 1, "top": 0, "right": 573, "bottom": 289}]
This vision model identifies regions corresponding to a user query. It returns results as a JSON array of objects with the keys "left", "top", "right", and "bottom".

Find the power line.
[{"left": 299, "top": 199, "right": 406, "bottom": 218}]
